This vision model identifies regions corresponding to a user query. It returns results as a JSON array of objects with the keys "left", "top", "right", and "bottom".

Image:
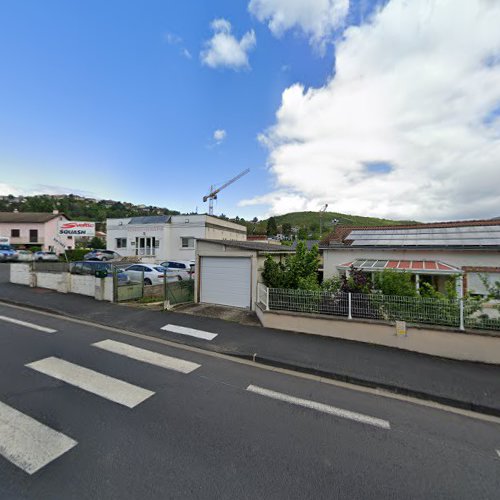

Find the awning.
[{"left": 337, "top": 259, "right": 463, "bottom": 275}]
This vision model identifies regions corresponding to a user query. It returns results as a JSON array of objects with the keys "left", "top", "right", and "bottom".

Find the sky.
[{"left": 1, "top": 0, "right": 500, "bottom": 222}]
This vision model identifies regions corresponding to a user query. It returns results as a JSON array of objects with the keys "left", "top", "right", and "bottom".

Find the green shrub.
[
  {"left": 65, "top": 249, "right": 88, "bottom": 261},
  {"left": 374, "top": 269, "right": 416, "bottom": 297}
]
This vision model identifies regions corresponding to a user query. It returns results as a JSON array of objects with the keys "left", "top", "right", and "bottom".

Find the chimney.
[
  {"left": 52, "top": 209, "right": 59, "bottom": 214},
  {"left": 13, "top": 209, "right": 18, "bottom": 213}
]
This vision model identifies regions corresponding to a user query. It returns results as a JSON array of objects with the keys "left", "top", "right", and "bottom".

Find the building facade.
[
  {"left": 0, "top": 211, "right": 73, "bottom": 253},
  {"left": 321, "top": 220, "right": 500, "bottom": 296},
  {"left": 106, "top": 214, "right": 247, "bottom": 262}
]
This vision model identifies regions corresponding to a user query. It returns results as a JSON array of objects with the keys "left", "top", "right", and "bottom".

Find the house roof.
[
  {"left": 128, "top": 215, "right": 171, "bottom": 225},
  {"left": 0, "top": 212, "right": 66, "bottom": 223},
  {"left": 197, "top": 239, "right": 295, "bottom": 253},
  {"left": 321, "top": 219, "right": 500, "bottom": 249},
  {"left": 338, "top": 259, "right": 462, "bottom": 275}
]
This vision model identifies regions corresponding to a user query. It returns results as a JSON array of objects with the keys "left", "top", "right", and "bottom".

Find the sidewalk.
[{"left": 1, "top": 277, "right": 500, "bottom": 416}]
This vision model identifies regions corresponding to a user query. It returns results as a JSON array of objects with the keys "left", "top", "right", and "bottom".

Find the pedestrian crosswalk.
[{"left": 0, "top": 331, "right": 202, "bottom": 475}]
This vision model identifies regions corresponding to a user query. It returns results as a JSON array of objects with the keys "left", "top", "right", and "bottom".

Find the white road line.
[
  {"left": 92, "top": 339, "right": 200, "bottom": 374},
  {"left": 0, "top": 315, "right": 56, "bottom": 334},
  {"left": 247, "top": 385, "right": 391, "bottom": 430},
  {"left": 26, "top": 357, "right": 154, "bottom": 409},
  {"left": 496, "top": 449, "right": 500, "bottom": 458},
  {"left": 0, "top": 400, "right": 77, "bottom": 475},
  {"left": 161, "top": 324, "right": 218, "bottom": 341}
]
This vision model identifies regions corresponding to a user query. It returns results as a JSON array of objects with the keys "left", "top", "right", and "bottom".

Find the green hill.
[{"left": 242, "top": 211, "right": 418, "bottom": 238}]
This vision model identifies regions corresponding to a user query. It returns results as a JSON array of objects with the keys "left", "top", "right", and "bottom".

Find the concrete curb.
[{"left": 1, "top": 297, "right": 500, "bottom": 418}]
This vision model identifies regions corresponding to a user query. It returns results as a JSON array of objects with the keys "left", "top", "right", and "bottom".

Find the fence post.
[
  {"left": 459, "top": 298, "right": 465, "bottom": 331},
  {"left": 265, "top": 286, "right": 270, "bottom": 311},
  {"left": 348, "top": 293, "right": 352, "bottom": 320}
]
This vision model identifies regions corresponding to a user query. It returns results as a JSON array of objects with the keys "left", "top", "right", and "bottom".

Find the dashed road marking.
[
  {"left": 496, "top": 449, "right": 500, "bottom": 458},
  {"left": 247, "top": 385, "right": 391, "bottom": 430},
  {"left": 0, "top": 400, "right": 77, "bottom": 475},
  {"left": 92, "top": 339, "right": 200, "bottom": 374},
  {"left": 0, "top": 315, "right": 56, "bottom": 333},
  {"left": 26, "top": 357, "right": 154, "bottom": 408},
  {"left": 161, "top": 324, "right": 218, "bottom": 341}
]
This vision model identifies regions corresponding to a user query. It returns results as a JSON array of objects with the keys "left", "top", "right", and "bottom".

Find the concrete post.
[{"left": 348, "top": 292, "right": 352, "bottom": 320}]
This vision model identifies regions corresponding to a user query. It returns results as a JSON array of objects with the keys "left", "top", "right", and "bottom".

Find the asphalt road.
[{"left": 0, "top": 302, "right": 499, "bottom": 499}]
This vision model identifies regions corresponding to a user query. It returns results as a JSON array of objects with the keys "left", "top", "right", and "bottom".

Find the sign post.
[{"left": 53, "top": 237, "right": 68, "bottom": 263}]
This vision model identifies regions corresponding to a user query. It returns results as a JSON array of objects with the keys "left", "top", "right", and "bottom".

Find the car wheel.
[{"left": 144, "top": 278, "right": 152, "bottom": 286}]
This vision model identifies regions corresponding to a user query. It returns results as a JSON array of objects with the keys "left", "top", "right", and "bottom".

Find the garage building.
[{"left": 195, "top": 240, "right": 294, "bottom": 309}]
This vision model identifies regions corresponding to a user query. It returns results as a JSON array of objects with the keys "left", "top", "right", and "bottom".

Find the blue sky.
[
  {"left": 1, "top": 1, "right": 499, "bottom": 221},
  {"left": 0, "top": 0, "right": 340, "bottom": 218}
]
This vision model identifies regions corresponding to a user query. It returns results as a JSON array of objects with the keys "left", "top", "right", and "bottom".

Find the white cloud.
[
  {"left": 164, "top": 32, "right": 192, "bottom": 60},
  {"left": 0, "top": 183, "right": 22, "bottom": 197},
  {"left": 213, "top": 129, "right": 227, "bottom": 144},
  {"left": 249, "top": 0, "right": 349, "bottom": 49},
  {"left": 201, "top": 18, "right": 256, "bottom": 70},
  {"left": 241, "top": 0, "right": 500, "bottom": 221}
]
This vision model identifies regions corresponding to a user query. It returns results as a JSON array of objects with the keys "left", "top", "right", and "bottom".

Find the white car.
[
  {"left": 15, "top": 250, "right": 34, "bottom": 262},
  {"left": 33, "top": 251, "right": 59, "bottom": 262},
  {"left": 124, "top": 264, "right": 176, "bottom": 285},
  {"left": 160, "top": 260, "right": 195, "bottom": 280}
]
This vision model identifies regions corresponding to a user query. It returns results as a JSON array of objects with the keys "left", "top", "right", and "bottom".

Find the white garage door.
[{"left": 200, "top": 257, "right": 251, "bottom": 308}]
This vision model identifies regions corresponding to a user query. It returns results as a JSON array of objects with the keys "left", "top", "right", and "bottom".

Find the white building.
[
  {"left": 321, "top": 220, "right": 500, "bottom": 296},
  {"left": 106, "top": 214, "right": 247, "bottom": 262}
]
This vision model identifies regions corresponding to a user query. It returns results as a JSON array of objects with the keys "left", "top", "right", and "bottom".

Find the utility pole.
[{"left": 319, "top": 204, "right": 328, "bottom": 236}]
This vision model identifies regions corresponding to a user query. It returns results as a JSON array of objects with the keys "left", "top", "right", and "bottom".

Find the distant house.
[
  {"left": 0, "top": 211, "right": 73, "bottom": 253},
  {"left": 321, "top": 220, "right": 500, "bottom": 296},
  {"left": 106, "top": 214, "right": 247, "bottom": 262}
]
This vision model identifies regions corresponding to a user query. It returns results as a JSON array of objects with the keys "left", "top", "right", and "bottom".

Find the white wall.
[{"left": 10, "top": 263, "right": 31, "bottom": 285}]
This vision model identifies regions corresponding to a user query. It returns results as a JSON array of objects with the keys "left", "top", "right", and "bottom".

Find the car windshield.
[
  {"left": 0, "top": 245, "right": 12, "bottom": 250},
  {"left": 154, "top": 266, "right": 166, "bottom": 272}
]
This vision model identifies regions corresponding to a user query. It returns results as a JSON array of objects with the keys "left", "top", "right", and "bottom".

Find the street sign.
[
  {"left": 58, "top": 221, "right": 95, "bottom": 236},
  {"left": 395, "top": 321, "right": 407, "bottom": 336},
  {"left": 53, "top": 237, "right": 66, "bottom": 248}
]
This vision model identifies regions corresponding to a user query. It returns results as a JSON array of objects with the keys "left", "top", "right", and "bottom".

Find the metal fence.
[
  {"left": 258, "top": 285, "right": 500, "bottom": 332},
  {"left": 32, "top": 261, "right": 70, "bottom": 273}
]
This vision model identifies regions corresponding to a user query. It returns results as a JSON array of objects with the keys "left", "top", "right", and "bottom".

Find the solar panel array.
[{"left": 347, "top": 225, "right": 500, "bottom": 247}]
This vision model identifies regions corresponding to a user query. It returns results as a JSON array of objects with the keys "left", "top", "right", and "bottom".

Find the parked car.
[
  {"left": 33, "top": 251, "right": 59, "bottom": 262},
  {"left": 84, "top": 249, "right": 121, "bottom": 261},
  {"left": 0, "top": 244, "right": 18, "bottom": 262},
  {"left": 123, "top": 264, "right": 174, "bottom": 285},
  {"left": 15, "top": 250, "right": 34, "bottom": 262},
  {"left": 160, "top": 260, "right": 195, "bottom": 280},
  {"left": 71, "top": 261, "right": 130, "bottom": 284}
]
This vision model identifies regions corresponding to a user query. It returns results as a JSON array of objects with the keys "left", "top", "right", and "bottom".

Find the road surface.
[{"left": 0, "top": 301, "right": 499, "bottom": 499}]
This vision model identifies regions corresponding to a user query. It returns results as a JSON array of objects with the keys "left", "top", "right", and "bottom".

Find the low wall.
[
  {"left": 10, "top": 263, "right": 31, "bottom": 285},
  {"left": 256, "top": 306, "right": 500, "bottom": 365},
  {"left": 9, "top": 265, "right": 114, "bottom": 302}
]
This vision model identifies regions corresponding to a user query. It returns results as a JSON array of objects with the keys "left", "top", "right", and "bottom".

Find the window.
[
  {"left": 116, "top": 238, "right": 127, "bottom": 249},
  {"left": 11, "top": 229, "right": 20, "bottom": 238},
  {"left": 29, "top": 229, "right": 38, "bottom": 243},
  {"left": 181, "top": 237, "right": 195, "bottom": 248}
]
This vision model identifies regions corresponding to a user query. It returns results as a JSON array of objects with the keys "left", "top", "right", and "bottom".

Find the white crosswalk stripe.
[
  {"left": 92, "top": 339, "right": 200, "bottom": 374},
  {"left": 161, "top": 324, "right": 218, "bottom": 340},
  {"left": 26, "top": 357, "right": 155, "bottom": 408},
  {"left": 0, "top": 400, "right": 77, "bottom": 475},
  {"left": 0, "top": 315, "right": 57, "bottom": 333},
  {"left": 247, "top": 385, "right": 391, "bottom": 430}
]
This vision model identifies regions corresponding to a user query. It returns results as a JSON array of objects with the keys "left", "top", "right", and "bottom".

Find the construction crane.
[
  {"left": 319, "top": 203, "right": 329, "bottom": 236},
  {"left": 203, "top": 168, "right": 250, "bottom": 216}
]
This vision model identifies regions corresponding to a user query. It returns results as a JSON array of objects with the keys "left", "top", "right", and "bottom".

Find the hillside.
[
  {"left": 0, "top": 194, "right": 180, "bottom": 223},
  {"left": 243, "top": 211, "right": 418, "bottom": 237}
]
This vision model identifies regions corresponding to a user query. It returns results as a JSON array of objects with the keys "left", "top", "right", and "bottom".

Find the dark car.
[
  {"left": 70, "top": 261, "right": 130, "bottom": 284},
  {"left": 83, "top": 249, "right": 121, "bottom": 261}
]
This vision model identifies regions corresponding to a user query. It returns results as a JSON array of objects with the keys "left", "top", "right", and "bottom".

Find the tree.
[
  {"left": 262, "top": 242, "right": 320, "bottom": 290},
  {"left": 89, "top": 236, "right": 105, "bottom": 249},
  {"left": 266, "top": 217, "right": 278, "bottom": 237},
  {"left": 374, "top": 269, "right": 417, "bottom": 297},
  {"left": 297, "top": 227, "right": 308, "bottom": 240},
  {"left": 282, "top": 222, "right": 292, "bottom": 238}
]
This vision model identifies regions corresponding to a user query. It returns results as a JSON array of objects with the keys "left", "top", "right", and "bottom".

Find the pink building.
[{"left": 0, "top": 211, "right": 74, "bottom": 253}]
